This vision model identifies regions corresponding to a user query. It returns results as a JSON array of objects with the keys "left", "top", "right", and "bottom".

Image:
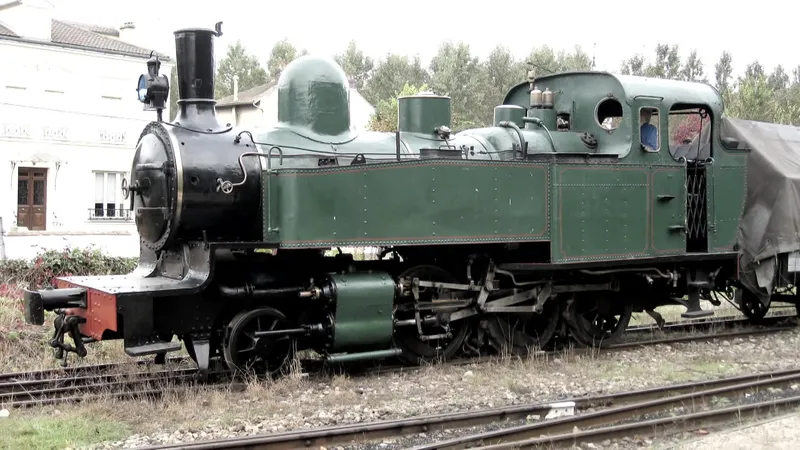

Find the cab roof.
[{"left": 503, "top": 71, "right": 724, "bottom": 116}]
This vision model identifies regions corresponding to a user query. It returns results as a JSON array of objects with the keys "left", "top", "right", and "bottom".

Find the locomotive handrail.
[{"left": 216, "top": 148, "right": 284, "bottom": 195}]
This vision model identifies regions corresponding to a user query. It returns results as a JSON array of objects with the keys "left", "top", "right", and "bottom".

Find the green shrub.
[{"left": 0, "top": 246, "right": 137, "bottom": 294}]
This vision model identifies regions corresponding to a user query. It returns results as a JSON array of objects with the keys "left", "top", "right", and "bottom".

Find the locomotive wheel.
[
  {"left": 393, "top": 265, "right": 471, "bottom": 366},
  {"left": 222, "top": 307, "right": 296, "bottom": 377},
  {"left": 738, "top": 288, "right": 769, "bottom": 322},
  {"left": 564, "top": 292, "right": 632, "bottom": 348},
  {"left": 485, "top": 298, "right": 561, "bottom": 356}
]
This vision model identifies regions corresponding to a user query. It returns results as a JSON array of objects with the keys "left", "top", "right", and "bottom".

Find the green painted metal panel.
[
  {"left": 398, "top": 94, "right": 451, "bottom": 134},
  {"left": 710, "top": 163, "right": 747, "bottom": 252},
  {"left": 264, "top": 160, "right": 549, "bottom": 247},
  {"left": 651, "top": 166, "right": 686, "bottom": 254},
  {"left": 554, "top": 165, "right": 649, "bottom": 261},
  {"left": 329, "top": 272, "right": 395, "bottom": 352}
]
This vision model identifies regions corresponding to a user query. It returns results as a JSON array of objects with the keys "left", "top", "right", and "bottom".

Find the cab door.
[{"left": 634, "top": 99, "right": 686, "bottom": 256}]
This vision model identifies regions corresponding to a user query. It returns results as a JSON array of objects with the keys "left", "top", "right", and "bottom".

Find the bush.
[{"left": 0, "top": 246, "right": 138, "bottom": 295}]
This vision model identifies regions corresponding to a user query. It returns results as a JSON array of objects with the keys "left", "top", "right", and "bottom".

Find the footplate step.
[{"left": 124, "top": 341, "right": 182, "bottom": 356}]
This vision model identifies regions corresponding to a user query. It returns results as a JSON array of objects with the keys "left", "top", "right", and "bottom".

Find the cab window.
[{"left": 639, "top": 107, "right": 660, "bottom": 152}]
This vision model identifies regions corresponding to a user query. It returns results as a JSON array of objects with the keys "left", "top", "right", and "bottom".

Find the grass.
[
  {"left": 0, "top": 415, "right": 130, "bottom": 450},
  {"left": 0, "top": 296, "right": 133, "bottom": 373}
]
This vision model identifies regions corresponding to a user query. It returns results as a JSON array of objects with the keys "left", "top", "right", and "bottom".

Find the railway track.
[
  {"left": 0, "top": 311, "right": 787, "bottom": 384},
  {"left": 136, "top": 367, "right": 800, "bottom": 449},
  {"left": 1, "top": 314, "right": 795, "bottom": 409},
  {"left": 0, "top": 366, "right": 226, "bottom": 408}
]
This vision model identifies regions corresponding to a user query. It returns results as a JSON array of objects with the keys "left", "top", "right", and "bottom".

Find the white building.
[
  {"left": 0, "top": 0, "right": 172, "bottom": 260},
  {"left": 216, "top": 79, "right": 376, "bottom": 130}
]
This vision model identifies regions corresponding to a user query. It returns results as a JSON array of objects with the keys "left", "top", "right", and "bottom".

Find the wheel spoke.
[{"left": 223, "top": 307, "right": 296, "bottom": 377}]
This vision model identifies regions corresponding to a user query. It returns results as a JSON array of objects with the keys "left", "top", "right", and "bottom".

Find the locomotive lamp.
[{"left": 136, "top": 51, "right": 169, "bottom": 121}]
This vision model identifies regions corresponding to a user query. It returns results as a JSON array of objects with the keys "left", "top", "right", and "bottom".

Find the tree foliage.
[
  {"left": 215, "top": 40, "right": 268, "bottom": 99},
  {"left": 361, "top": 54, "right": 429, "bottom": 107},
  {"left": 334, "top": 40, "right": 375, "bottom": 91},
  {"left": 207, "top": 36, "right": 800, "bottom": 132},
  {"left": 267, "top": 38, "right": 308, "bottom": 80},
  {"left": 429, "top": 42, "right": 486, "bottom": 130},
  {"left": 714, "top": 51, "right": 733, "bottom": 95},
  {"left": 367, "top": 83, "right": 430, "bottom": 132}
]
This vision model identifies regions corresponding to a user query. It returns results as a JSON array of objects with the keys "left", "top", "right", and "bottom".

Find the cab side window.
[{"left": 639, "top": 107, "right": 660, "bottom": 152}]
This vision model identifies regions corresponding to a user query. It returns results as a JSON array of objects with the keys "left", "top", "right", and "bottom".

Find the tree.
[
  {"left": 267, "top": 38, "right": 308, "bottom": 79},
  {"left": 670, "top": 113, "right": 710, "bottom": 145},
  {"left": 644, "top": 43, "right": 681, "bottom": 79},
  {"left": 680, "top": 50, "right": 705, "bottom": 82},
  {"left": 557, "top": 45, "right": 593, "bottom": 72},
  {"left": 726, "top": 70, "right": 776, "bottom": 122},
  {"left": 714, "top": 51, "right": 733, "bottom": 95},
  {"left": 621, "top": 54, "right": 646, "bottom": 76},
  {"left": 429, "top": 41, "right": 486, "bottom": 130},
  {"left": 334, "top": 41, "right": 375, "bottom": 91},
  {"left": 527, "top": 45, "right": 592, "bottom": 76},
  {"left": 527, "top": 45, "right": 559, "bottom": 75},
  {"left": 481, "top": 45, "right": 526, "bottom": 123},
  {"left": 768, "top": 65, "right": 789, "bottom": 92},
  {"left": 214, "top": 40, "right": 268, "bottom": 99},
  {"left": 367, "top": 82, "right": 430, "bottom": 132},
  {"left": 745, "top": 61, "right": 765, "bottom": 79},
  {"left": 362, "top": 53, "right": 429, "bottom": 107}
]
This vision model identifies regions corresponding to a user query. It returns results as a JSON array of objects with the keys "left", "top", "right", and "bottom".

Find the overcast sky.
[{"left": 53, "top": 0, "right": 788, "bottom": 81}]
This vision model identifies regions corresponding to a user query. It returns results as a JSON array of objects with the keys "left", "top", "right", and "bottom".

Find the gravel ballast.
[{"left": 40, "top": 325, "right": 798, "bottom": 449}]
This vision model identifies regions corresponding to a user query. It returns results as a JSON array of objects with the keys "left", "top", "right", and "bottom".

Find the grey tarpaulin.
[
  {"left": 722, "top": 118, "right": 800, "bottom": 304},
  {"left": 668, "top": 117, "right": 800, "bottom": 304}
]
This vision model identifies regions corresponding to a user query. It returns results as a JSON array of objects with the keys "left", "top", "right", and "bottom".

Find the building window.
[{"left": 91, "top": 171, "right": 130, "bottom": 220}]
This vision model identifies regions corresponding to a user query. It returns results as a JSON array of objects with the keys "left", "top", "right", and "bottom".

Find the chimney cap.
[{"left": 121, "top": 22, "right": 135, "bottom": 30}]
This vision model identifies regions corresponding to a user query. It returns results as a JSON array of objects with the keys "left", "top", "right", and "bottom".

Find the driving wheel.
[{"left": 222, "top": 307, "right": 296, "bottom": 377}]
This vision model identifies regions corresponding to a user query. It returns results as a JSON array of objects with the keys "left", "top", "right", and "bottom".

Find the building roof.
[
  {"left": 59, "top": 20, "right": 119, "bottom": 37},
  {"left": 0, "top": 21, "right": 14, "bottom": 36},
  {"left": 0, "top": 19, "right": 170, "bottom": 60},
  {"left": 217, "top": 82, "right": 275, "bottom": 107}
]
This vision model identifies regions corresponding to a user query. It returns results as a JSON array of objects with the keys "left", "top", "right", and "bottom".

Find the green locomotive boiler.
[{"left": 23, "top": 23, "right": 800, "bottom": 375}]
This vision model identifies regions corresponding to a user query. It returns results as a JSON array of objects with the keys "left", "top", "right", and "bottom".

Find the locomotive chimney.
[{"left": 172, "top": 22, "right": 224, "bottom": 130}]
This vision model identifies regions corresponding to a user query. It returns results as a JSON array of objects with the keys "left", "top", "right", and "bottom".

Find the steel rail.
[
  {"left": 477, "top": 395, "right": 800, "bottom": 449},
  {"left": 363, "top": 324, "right": 797, "bottom": 378},
  {"left": 625, "top": 312, "right": 794, "bottom": 333},
  {"left": 0, "top": 372, "right": 197, "bottom": 405},
  {"left": 0, "top": 355, "right": 190, "bottom": 383},
  {"left": 1, "top": 313, "right": 791, "bottom": 384},
  {"left": 0, "top": 318, "right": 795, "bottom": 409},
  {"left": 410, "top": 370, "right": 800, "bottom": 449},
  {"left": 136, "top": 368, "right": 800, "bottom": 450},
  {"left": 0, "top": 367, "right": 199, "bottom": 394}
]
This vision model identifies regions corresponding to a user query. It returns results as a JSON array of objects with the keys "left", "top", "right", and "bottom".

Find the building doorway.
[{"left": 17, "top": 167, "right": 47, "bottom": 231}]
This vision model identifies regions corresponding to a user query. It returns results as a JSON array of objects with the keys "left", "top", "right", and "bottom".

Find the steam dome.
[{"left": 277, "top": 55, "right": 351, "bottom": 138}]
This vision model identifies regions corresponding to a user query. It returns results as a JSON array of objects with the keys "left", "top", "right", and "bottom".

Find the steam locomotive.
[{"left": 22, "top": 22, "right": 800, "bottom": 375}]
